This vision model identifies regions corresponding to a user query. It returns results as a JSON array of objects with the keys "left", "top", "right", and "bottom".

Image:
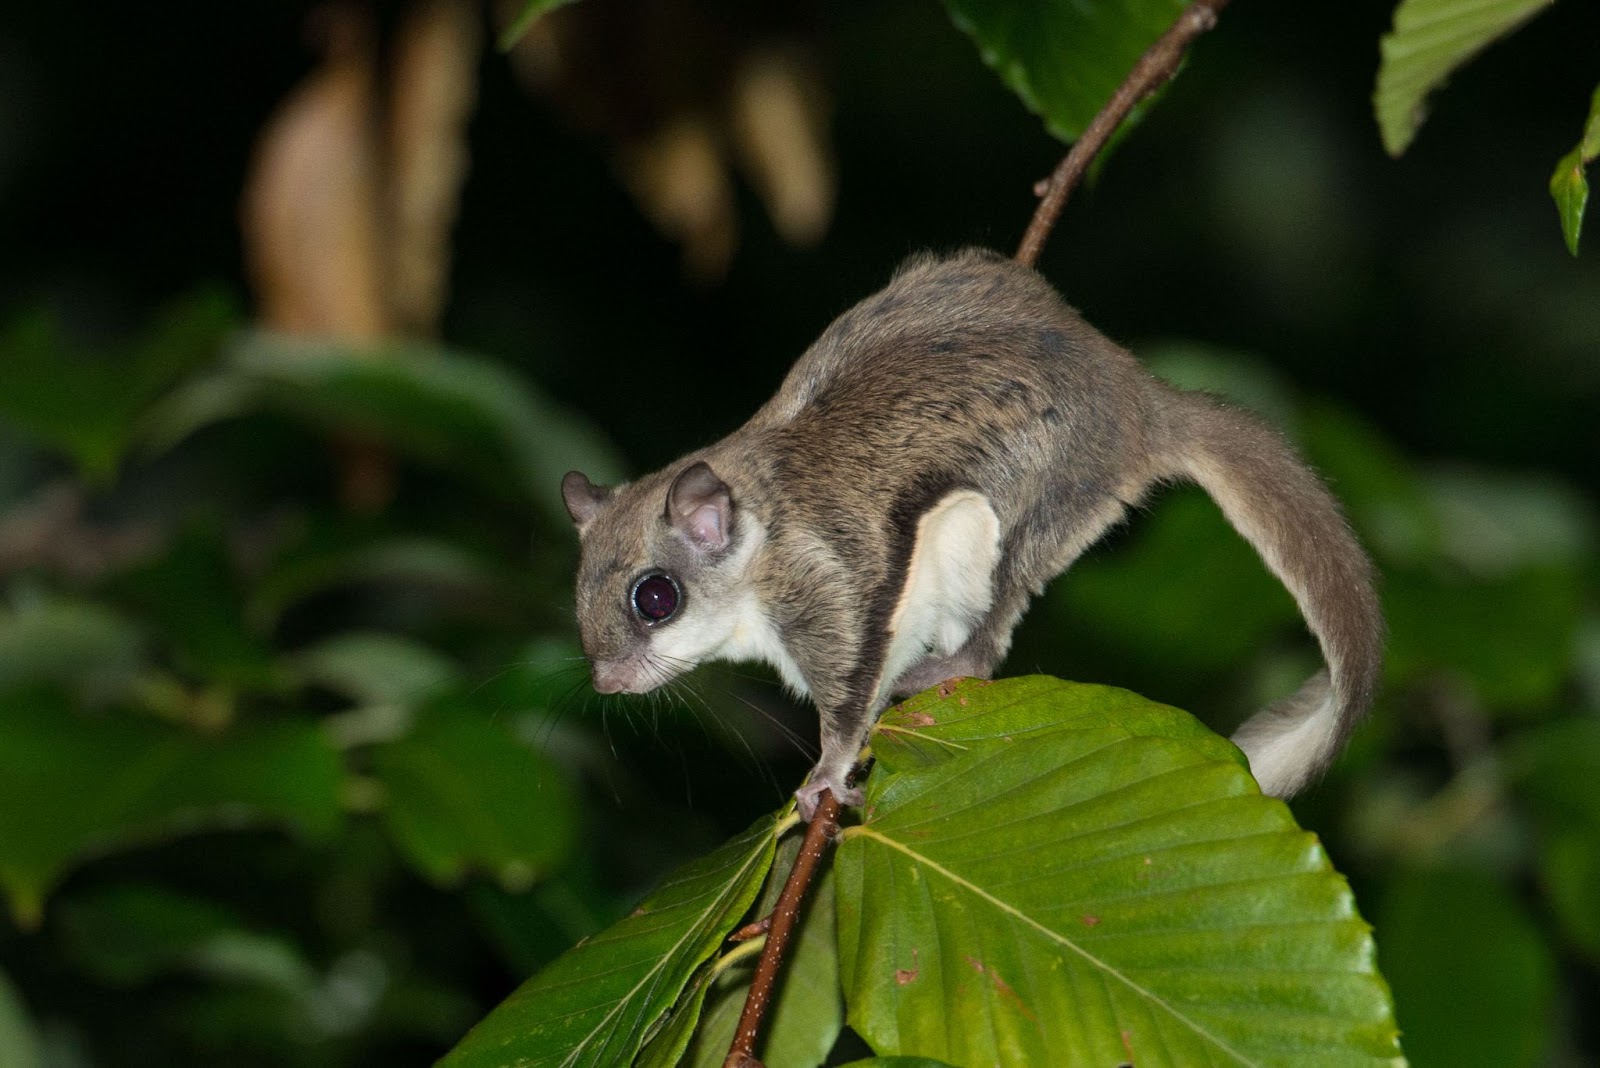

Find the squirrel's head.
[{"left": 562, "top": 461, "right": 763, "bottom": 695}]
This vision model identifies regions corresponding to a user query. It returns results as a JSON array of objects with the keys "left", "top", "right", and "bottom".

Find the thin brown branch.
[
  {"left": 723, "top": 790, "right": 842, "bottom": 1068},
  {"left": 1015, "top": 0, "right": 1231, "bottom": 267}
]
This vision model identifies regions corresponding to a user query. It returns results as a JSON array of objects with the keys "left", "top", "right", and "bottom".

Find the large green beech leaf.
[
  {"left": 371, "top": 702, "right": 578, "bottom": 892},
  {"left": 1550, "top": 82, "right": 1600, "bottom": 255},
  {"left": 1374, "top": 0, "right": 1554, "bottom": 157},
  {"left": 141, "top": 331, "right": 625, "bottom": 528},
  {"left": 438, "top": 811, "right": 782, "bottom": 1068},
  {"left": 0, "top": 691, "right": 342, "bottom": 926},
  {"left": 874, "top": 675, "right": 1244, "bottom": 773},
  {"left": 942, "top": 0, "right": 1190, "bottom": 144},
  {"left": 838, "top": 679, "right": 1401, "bottom": 1066}
]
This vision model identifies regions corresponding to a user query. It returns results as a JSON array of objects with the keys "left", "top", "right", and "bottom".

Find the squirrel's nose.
[{"left": 591, "top": 662, "right": 630, "bottom": 694}]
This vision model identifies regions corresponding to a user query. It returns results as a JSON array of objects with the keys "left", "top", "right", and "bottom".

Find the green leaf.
[
  {"left": 1374, "top": 0, "right": 1553, "bottom": 157},
  {"left": 468, "top": 867, "right": 627, "bottom": 977},
  {"left": 1504, "top": 718, "right": 1600, "bottom": 835},
  {"left": 1538, "top": 826, "right": 1600, "bottom": 963},
  {"left": 438, "top": 811, "right": 781, "bottom": 1068},
  {"left": 111, "top": 527, "right": 282, "bottom": 691},
  {"left": 671, "top": 868, "right": 844, "bottom": 1068},
  {"left": 1055, "top": 488, "right": 1300, "bottom": 673},
  {"left": 1378, "top": 868, "right": 1554, "bottom": 1068},
  {"left": 292, "top": 631, "right": 458, "bottom": 708},
  {"left": 248, "top": 534, "right": 509, "bottom": 631},
  {"left": 1144, "top": 344, "right": 1302, "bottom": 434},
  {"left": 0, "top": 691, "right": 343, "bottom": 926},
  {"left": 1423, "top": 465, "right": 1595, "bottom": 576},
  {"left": 142, "top": 332, "right": 626, "bottom": 528},
  {"left": 836, "top": 1060, "right": 960, "bottom": 1068},
  {"left": 0, "top": 968, "right": 42, "bottom": 1068},
  {"left": 58, "top": 882, "right": 316, "bottom": 994},
  {"left": 836, "top": 680, "right": 1401, "bottom": 1066},
  {"left": 1551, "top": 146, "right": 1590, "bottom": 256},
  {"left": 0, "top": 292, "right": 234, "bottom": 479},
  {"left": 371, "top": 702, "right": 577, "bottom": 891},
  {"left": 873, "top": 675, "right": 1244, "bottom": 775},
  {"left": 635, "top": 829, "right": 827, "bottom": 1068},
  {"left": 1550, "top": 82, "right": 1600, "bottom": 255},
  {"left": 59, "top": 881, "right": 241, "bottom": 985},
  {"left": 1301, "top": 406, "right": 1436, "bottom": 567},
  {"left": 630, "top": 960, "right": 720, "bottom": 1068},
  {"left": 0, "top": 597, "right": 145, "bottom": 702},
  {"left": 498, "top": 0, "right": 582, "bottom": 51},
  {"left": 1384, "top": 564, "right": 1581, "bottom": 712},
  {"left": 942, "top": 0, "right": 1189, "bottom": 144}
]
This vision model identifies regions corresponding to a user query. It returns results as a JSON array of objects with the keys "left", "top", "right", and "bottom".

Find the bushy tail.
[{"left": 1152, "top": 388, "right": 1384, "bottom": 797}]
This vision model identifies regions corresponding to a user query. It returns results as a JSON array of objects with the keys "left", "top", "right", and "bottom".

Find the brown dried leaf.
[
  {"left": 241, "top": 9, "right": 388, "bottom": 339},
  {"left": 503, "top": 0, "right": 833, "bottom": 280},
  {"left": 618, "top": 117, "right": 736, "bottom": 284},
  {"left": 386, "top": 0, "right": 482, "bottom": 336},
  {"left": 730, "top": 47, "right": 835, "bottom": 248}
]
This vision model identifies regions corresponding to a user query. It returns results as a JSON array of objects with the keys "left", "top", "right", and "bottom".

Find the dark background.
[
  {"left": 6, "top": 1, "right": 1598, "bottom": 482},
  {"left": 1, "top": 1, "right": 1597, "bottom": 1065}
]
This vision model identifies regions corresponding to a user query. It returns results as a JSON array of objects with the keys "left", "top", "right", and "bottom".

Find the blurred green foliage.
[{"left": 1, "top": 0, "right": 1598, "bottom": 1064}]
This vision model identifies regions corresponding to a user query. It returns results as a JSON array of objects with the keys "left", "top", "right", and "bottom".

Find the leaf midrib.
[{"left": 845, "top": 824, "right": 1263, "bottom": 1067}]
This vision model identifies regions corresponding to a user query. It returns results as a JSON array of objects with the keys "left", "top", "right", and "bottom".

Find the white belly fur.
[{"left": 880, "top": 490, "right": 1002, "bottom": 704}]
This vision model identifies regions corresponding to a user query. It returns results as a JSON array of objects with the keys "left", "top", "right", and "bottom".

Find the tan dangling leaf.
[
  {"left": 241, "top": 8, "right": 388, "bottom": 340},
  {"left": 386, "top": 0, "right": 482, "bottom": 336},
  {"left": 500, "top": 0, "right": 835, "bottom": 280},
  {"left": 618, "top": 117, "right": 737, "bottom": 284},
  {"left": 730, "top": 47, "right": 835, "bottom": 249}
]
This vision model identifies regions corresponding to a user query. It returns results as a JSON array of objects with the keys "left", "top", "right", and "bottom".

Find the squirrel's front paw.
[{"left": 794, "top": 777, "right": 863, "bottom": 822}]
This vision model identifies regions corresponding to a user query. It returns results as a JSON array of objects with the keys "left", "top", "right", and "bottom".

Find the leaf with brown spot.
[{"left": 838, "top": 677, "right": 1402, "bottom": 1065}]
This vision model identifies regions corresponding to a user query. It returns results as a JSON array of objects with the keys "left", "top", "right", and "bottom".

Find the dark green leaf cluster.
[{"left": 0, "top": 300, "right": 655, "bottom": 1064}]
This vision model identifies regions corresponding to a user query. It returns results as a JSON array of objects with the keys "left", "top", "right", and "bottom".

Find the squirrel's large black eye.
[{"left": 631, "top": 573, "right": 681, "bottom": 623}]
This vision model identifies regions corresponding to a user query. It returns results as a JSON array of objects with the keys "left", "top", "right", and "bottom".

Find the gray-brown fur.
[{"left": 564, "top": 248, "right": 1383, "bottom": 814}]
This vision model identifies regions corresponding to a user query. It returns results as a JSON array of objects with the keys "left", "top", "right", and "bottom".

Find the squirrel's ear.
[
  {"left": 561, "top": 471, "right": 612, "bottom": 528},
  {"left": 666, "top": 462, "right": 732, "bottom": 553}
]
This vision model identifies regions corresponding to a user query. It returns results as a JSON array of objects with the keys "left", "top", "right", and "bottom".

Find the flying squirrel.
[{"left": 561, "top": 248, "right": 1383, "bottom": 820}]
